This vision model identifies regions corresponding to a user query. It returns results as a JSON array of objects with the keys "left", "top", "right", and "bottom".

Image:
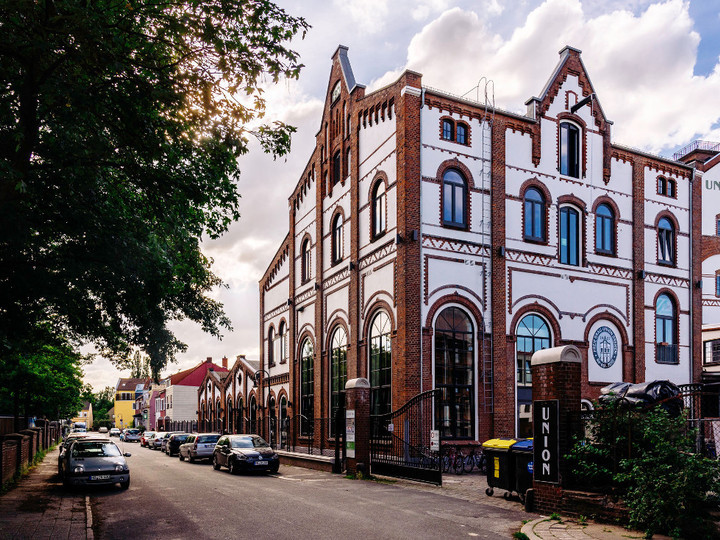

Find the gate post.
[
  {"left": 344, "top": 378, "right": 370, "bottom": 476},
  {"left": 530, "top": 345, "right": 582, "bottom": 513}
]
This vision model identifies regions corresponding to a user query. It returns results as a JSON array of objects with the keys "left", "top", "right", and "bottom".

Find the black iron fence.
[
  {"left": 162, "top": 419, "right": 198, "bottom": 433},
  {"left": 279, "top": 415, "right": 345, "bottom": 459}
]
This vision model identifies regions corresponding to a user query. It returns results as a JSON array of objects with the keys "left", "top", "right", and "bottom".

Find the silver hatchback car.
[
  {"left": 61, "top": 438, "right": 131, "bottom": 489},
  {"left": 178, "top": 433, "right": 220, "bottom": 462}
]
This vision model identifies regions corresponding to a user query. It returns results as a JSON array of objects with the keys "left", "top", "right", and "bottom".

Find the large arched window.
[
  {"left": 267, "top": 395, "right": 276, "bottom": 448},
  {"left": 279, "top": 395, "right": 288, "bottom": 449},
  {"left": 332, "top": 213, "right": 343, "bottom": 264},
  {"left": 442, "top": 169, "right": 467, "bottom": 228},
  {"left": 656, "top": 294, "right": 678, "bottom": 364},
  {"left": 372, "top": 181, "right": 386, "bottom": 239},
  {"left": 658, "top": 217, "right": 675, "bottom": 265},
  {"left": 226, "top": 396, "right": 233, "bottom": 433},
  {"left": 330, "top": 326, "right": 348, "bottom": 437},
  {"left": 560, "top": 122, "right": 580, "bottom": 177},
  {"left": 249, "top": 395, "right": 257, "bottom": 434},
  {"left": 516, "top": 314, "right": 551, "bottom": 438},
  {"left": 236, "top": 396, "right": 244, "bottom": 434},
  {"left": 301, "top": 238, "right": 311, "bottom": 283},
  {"left": 595, "top": 203, "right": 615, "bottom": 255},
  {"left": 559, "top": 205, "right": 580, "bottom": 266},
  {"left": 524, "top": 187, "right": 545, "bottom": 242},
  {"left": 369, "top": 311, "right": 392, "bottom": 417},
  {"left": 278, "top": 321, "right": 287, "bottom": 364},
  {"left": 268, "top": 326, "right": 275, "bottom": 367},
  {"left": 434, "top": 307, "right": 474, "bottom": 440},
  {"left": 300, "top": 339, "right": 314, "bottom": 436}
]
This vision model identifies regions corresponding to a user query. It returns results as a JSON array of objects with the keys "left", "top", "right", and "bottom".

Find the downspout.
[
  {"left": 419, "top": 86, "right": 425, "bottom": 393},
  {"left": 689, "top": 167, "right": 695, "bottom": 384}
]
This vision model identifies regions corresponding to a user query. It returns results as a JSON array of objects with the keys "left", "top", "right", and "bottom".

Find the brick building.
[{"left": 258, "top": 44, "right": 703, "bottom": 446}]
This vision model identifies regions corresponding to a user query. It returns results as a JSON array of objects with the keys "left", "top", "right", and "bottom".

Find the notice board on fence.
[{"left": 533, "top": 399, "right": 559, "bottom": 484}]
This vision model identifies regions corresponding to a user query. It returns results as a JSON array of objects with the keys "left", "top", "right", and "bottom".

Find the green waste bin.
[
  {"left": 511, "top": 438, "right": 533, "bottom": 503},
  {"left": 482, "top": 438, "right": 517, "bottom": 497}
]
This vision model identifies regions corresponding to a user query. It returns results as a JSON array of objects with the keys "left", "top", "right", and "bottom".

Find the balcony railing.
[{"left": 656, "top": 343, "right": 679, "bottom": 364}]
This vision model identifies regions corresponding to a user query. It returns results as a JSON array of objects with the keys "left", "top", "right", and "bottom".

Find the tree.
[
  {"left": 129, "top": 351, "right": 151, "bottom": 379},
  {"left": 0, "top": 0, "right": 309, "bottom": 377},
  {"left": 0, "top": 324, "right": 85, "bottom": 430}
]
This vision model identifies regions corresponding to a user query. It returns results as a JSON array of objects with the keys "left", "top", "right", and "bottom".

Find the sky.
[{"left": 82, "top": 0, "right": 720, "bottom": 390}]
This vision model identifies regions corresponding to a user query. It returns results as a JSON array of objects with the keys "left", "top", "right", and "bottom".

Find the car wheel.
[
  {"left": 229, "top": 459, "right": 238, "bottom": 475},
  {"left": 212, "top": 455, "right": 221, "bottom": 470},
  {"left": 269, "top": 463, "right": 279, "bottom": 474},
  {"left": 179, "top": 453, "right": 184, "bottom": 461},
  {"left": 120, "top": 479, "right": 130, "bottom": 490},
  {"left": 189, "top": 454, "right": 195, "bottom": 463}
]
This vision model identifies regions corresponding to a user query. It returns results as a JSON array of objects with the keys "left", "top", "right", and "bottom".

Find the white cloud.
[
  {"left": 334, "top": 0, "right": 389, "bottom": 34},
  {"left": 394, "top": 0, "right": 720, "bottom": 153}
]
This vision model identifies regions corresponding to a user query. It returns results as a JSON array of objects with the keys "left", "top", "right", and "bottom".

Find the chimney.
[
  {"left": 206, "top": 357, "right": 212, "bottom": 363},
  {"left": 222, "top": 357, "right": 228, "bottom": 369}
]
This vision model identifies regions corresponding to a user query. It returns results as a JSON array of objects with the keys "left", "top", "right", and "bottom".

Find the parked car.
[
  {"left": 165, "top": 433, "right": 191, "bottom": 456},
  {"left": 98, "top": 427, "right": 108, "bottom": 434},
  {"left": 60, "top": 437, "right": 130, "bottom": 489},
  {"left": 140, "top": 431, "right": 155, "bottom": 447},
  {"left": 178, "top": 433, "right": 220, "bottom": 462},
  {"left": 212, "top": 434, "right": 279, "bottom": 474},
  {"left": 71, "top": 427, "right": 86, "bottom": 433},
  {"left": 160, "top": 432, "right": 182, "bottom": 453},
  {"left": 109, "top": 428, "right": 121, "bottom": 437},
  {"left": 120, "top": 428, "right": 142, "bottom": 443},
  {"left": 58, "top": 433, "right": 89, "bottom": 474},
  {"left": 148, "top": 432, "right": 166, "bottom": 450}
]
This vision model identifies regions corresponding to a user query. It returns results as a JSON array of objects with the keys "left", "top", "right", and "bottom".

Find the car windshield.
[
  {"left": 197, "top": 435, "right": 220, "bottom": 444},
  {"left": 173, "top": 435, "right": 188, "bottom": 442},
  {"left": 72, "top": 442, "right": 122, "bottom": 458},
  {"left": 231, "top": 436, "right": 269, "bottom": 449}
]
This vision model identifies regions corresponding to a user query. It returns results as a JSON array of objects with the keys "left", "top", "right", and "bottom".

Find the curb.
[
  {"left": 85, "top": 495, "right": 94, "bottom": 540},
  {"left": 520, "top": 516, "right": 547, "bottom": 540}
]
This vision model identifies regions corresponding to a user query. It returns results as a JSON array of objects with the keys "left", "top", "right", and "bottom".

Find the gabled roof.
[
  {"left": 167, "top": 358, "right": 228, "bottom": 387},
  {"left": 334, "top": 45, "right": 364, "bottom": 94},
  {"left": 116, "top": 377, "right": 150, "bottom": 392}
]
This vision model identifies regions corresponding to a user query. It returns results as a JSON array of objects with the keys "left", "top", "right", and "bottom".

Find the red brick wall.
[{"left": 1, "top": 440, "right": 18, "bottom": 484}]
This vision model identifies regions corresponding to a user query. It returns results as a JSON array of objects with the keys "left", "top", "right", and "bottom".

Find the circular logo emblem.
[{"left": 592, "top": 326, "right": 618, "bottom": 369}]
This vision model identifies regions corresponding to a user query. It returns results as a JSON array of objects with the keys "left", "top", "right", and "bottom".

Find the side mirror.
[{"left": 124, "top": 452, "right": 132, "bottom": 457}]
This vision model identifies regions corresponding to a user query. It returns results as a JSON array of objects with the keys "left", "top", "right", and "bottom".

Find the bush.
[{"left": 569, "top": 403, "right": 720, "bottom": 538}]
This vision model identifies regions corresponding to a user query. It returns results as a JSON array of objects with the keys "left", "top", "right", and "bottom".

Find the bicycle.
[
  {"left": 462, "top": 447, "right": 487, "bottom": 473},
  {"left": 442, "top": 446, "right": 464, "bottom": 474}
]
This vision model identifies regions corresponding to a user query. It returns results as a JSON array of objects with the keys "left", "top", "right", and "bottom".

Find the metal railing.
[
  {"left": 656, "top": 343, "right": 678, "bottom": 364},
  {"left": 673, "top": 140, "right": 720, "bottom": 161}
]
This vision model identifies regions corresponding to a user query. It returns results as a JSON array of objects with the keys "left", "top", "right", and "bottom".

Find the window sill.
[
  {"left": 657, "top": 260, "right": 675, "bottom": 267},
  {"left": 442, "top": 222, "right": 469, "bottom": 231},
  {"left": 594, "top": 250, "right": 616, "bottom": 258},
  {"left": 523, "top": 236, "right": 548, "bottom": 245},
  {"left": 371, "top": 231, "right": 387, "bottom": 242}
]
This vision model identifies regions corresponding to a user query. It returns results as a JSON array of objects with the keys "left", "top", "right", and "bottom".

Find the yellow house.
[
  {"left": 114, "top": 378, "right": 149, "bottom": 429},
  {"left": 71, "top": 401, "right": 93, "bottom": 430}
]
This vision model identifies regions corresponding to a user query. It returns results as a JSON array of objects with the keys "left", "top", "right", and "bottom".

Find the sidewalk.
[
  {"left": 0, "top": 447, "right": 90, "bottom": 540},
  {"left": 521, "top": 516, "right": 671, "bottom": 539}
]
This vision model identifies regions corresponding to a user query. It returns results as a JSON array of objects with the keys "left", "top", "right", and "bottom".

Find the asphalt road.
[{"left": 90, "top": 437, "right": 526, "bottom": 539}]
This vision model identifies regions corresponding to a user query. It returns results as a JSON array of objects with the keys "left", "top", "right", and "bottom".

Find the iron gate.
[{"left": 370, "top": 389, "right": 441, "bottom": 485}]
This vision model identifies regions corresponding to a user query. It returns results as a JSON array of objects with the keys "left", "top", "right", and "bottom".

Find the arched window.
[
  {"left": 372, "top": 181, "right": 386, "bottom": 239},
  {"left": 301, "top": 238, "right": 311, "bottom": 283},
  {"left": 345, "top": 148, "right": 351, "bottom": 177},
  {"left": 524, "top": 187, "right": 545, "bottom": 242},
  {"left": 559, "top": 206, "right": 580, "bottom": 266},
  {"left": 658, "top": 217, "right": 675, "bottom": 265},
  {"left": 333, "top": 151, "right": 341, "bottom": 185},
  {"left": 442, "top": 169, "right": 467, "bottom": 228},
  {"left": 330, "top": 326, "right": 348, "bottom": 437},
  {"left": 216, "top": 398, "right": 222, "bottom": 433},
  {"left": 249, "top": 395, "right": 257, "bottom": 434},
  {"left": 300, "top": 339, "right": 314, "bottom": 436},
  {"left": 279, "top": 396, "right": 288, "bottom": 449},
  {"left": 656, "top": 294, "right": 678, "bottom": 364},
  {"left": 560, "top": 122, "right": 580, "bottom": 178},
  {"left": 226, "top": 396, "right": 233, "bottom": 433},
  {"left": 434, "top": 307, "right": 474, "bottom": 440},
  {"left": 268, "top": 326, "right": 275, "bottom": 366},
  {"left": 236, "top": 397, "right": 244, "bottom": 434},
  {"left": 456, "top": 123, "right": 467, "bottom": 145},
  {"left": 279, "top": 321, "right": 287, "bottom": 363},
  {"left": 332, "top": 213, "right": 343, "bottom": 264},
  {"left": 267, "top": 395, "right": 276, "bottom": 448},
  {"left": 369, "top": 311, "right": 392, "bottom": 417},
  {"left": 516, "top": 314, "right": 551, "bottom": 438},
  {"left": 595, "top": 203, "right": 615, "bottom": 255},
  {"left": 442, "top": 119, "right": 454, "bottom": 140}
]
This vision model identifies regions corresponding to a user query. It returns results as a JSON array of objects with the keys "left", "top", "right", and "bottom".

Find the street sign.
[
  {"left": 346, "top": 409, "right": 356, "bottom": 458},
  {"left": 430, "top": 430, "right": 440, "bottom": 451}
]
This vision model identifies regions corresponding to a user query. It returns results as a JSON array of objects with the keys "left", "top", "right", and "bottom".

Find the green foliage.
[
  {"left": 568, "top": 403, "right": 720, "bottom": 538},
  {"left": 0, "top": 0, "right": 309, "bottom": 378},
  {"left": 0, "top": 324, "right": 84, "bottom": 423},
  {"left": 512, "top": 532, "right": 529, "bottom": 540}
]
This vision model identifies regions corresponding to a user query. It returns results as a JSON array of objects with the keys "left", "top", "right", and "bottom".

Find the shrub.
[{"left": 569, "top": 403, "right": 720, "bottom": 538}]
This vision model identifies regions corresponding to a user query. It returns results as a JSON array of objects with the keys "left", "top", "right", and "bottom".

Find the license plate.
[
  {"left": 91, "top": 475, "right": 110, "bottom": 480},
  {"left": 255, "top": 461, "right": 268, "bottom": 466}
]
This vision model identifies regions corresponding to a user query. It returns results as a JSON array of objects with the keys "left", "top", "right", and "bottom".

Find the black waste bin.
[
  {"left": 481, "top": 438, "right": 518, "bottom": 497},
  {"left": 511, "top": 438, "right": 533, "bottom": 503}
]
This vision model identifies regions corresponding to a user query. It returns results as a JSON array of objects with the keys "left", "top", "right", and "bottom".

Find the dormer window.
[{"left": 559, "top": 122, "right": 580, "bottom": 178}]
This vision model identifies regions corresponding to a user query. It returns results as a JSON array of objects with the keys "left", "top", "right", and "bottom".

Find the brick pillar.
[
  {"left": 530, "top": 345, "right": 582, "bottom": 514},
  {"left": 344, "top": 378, "right": 370, "bottom": 476}
]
